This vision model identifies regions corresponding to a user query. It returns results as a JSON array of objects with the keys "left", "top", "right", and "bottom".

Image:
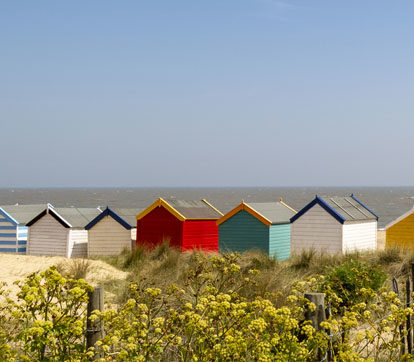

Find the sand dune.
[{"left": 0, "top": 254, "right": 127, "bottom": 297}]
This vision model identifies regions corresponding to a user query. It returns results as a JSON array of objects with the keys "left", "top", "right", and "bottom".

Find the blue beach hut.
[
  {"left": 0, "top": 204, "right": 48, "bottom": 254},
  {"left": 217, "top": 200, "right": 296, "bottom": 260}
]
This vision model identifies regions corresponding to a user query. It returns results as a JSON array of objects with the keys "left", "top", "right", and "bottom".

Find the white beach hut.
[
  {"left": 290, "top": 195, "right": 378, "bottom": 254},
  {"left": 26, "top": 205, "right": 102, "bottom": 258},
  {"left": 85, "top": 207, "right": 142, "bottom": 257},
  {"left": 0, "top": 204, "right": 48, "bottom": 254}
]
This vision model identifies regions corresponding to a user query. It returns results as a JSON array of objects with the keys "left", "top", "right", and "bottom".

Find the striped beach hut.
[
  {"left": 85, "top": 207, "right": 142, "bottom": 257},
  {"left": 27, "top": 205, "right": 102, "bottom": 258},
  {"left": 136, "top": 198, "right": 223, "bottom": 252},
  {"left": 217, "top": 200, "right": 296, "bottom": 260},
  {"left": 290, "top": 195, "right": 378, "bottom": 254},
  {"left": 385, "top": 206, "right": 414, "bottom": 249},
  {"left": 0, "top": 204, "right": 47, "bottom": 254}
]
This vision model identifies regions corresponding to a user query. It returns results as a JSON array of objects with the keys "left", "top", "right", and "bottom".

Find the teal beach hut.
[{"left": 217, "top": 200, "right": 296, "bottom": 260}]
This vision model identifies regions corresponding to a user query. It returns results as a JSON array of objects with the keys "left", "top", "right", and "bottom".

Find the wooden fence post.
[
  {"left": 305, "top": 293, "right": 327, "bottom": 361},
  {"left": 325, "top": 305, "right": 333, "bottom": 361},
  {"left": 407, "top": 278, "right": 412, "bottom": 354},
  {"left": 304, "top": 293, "right": 326, "bottom": 330},
  {"left": 411, "top": 263, "right": 414, "bottom": 287},
  {"left": 393, "top": 277, "right": 406, "bottom": 356},
  {"left": 86, "top": 286, "right": 104, "bottom": 357}
]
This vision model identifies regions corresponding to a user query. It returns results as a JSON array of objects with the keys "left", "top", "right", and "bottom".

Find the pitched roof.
[
  {"left": 136, "top": 198, "right": 223, "bottom": 221},
  {"left": 85, "top": 207, "right": 142, "bottom": 230},
  {"left": 217, "top": 200, "right": 297, "bottom": 226},
  {"left": 290, "top": 194, "right": 378, "bottom": 224},
  {"left": 384, "top": 206, "right": 414, "bottom": 230},
  {"left": 248, "top": 202, "right": 297, "bottom": 224},
  {"left": 27, "top": 206, "right": 102, "bottom": 228},
  {"left": 112, "top": 208, "right": 143, "bottom": 226},
  {"left": 0, "top": 204, "right": 50, "bottom": 225}
]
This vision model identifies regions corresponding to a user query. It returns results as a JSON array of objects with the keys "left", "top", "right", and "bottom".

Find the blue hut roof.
[
  {"left": 290, "top": 195, "right": 378, "bottom": 224},
  {"left": 85, "top": 207, "right": 141, "bottom": 230}
]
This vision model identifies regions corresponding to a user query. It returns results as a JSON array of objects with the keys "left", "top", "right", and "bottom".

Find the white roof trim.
[
  {"left": 0, "top": 207, "right": 19, "bottom": 225},
  {"left": 384, "top": 206, "right": 414, "bottom": 230},
  {"left": 47, "top": 206, "right": 73, "bottom": 228}
]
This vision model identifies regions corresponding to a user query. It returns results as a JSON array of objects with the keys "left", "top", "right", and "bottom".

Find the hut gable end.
[
  {"left": 219, "top": 210, "right": 269, "bottom": 254},
  {"left": 291, "top": 203, "right": 342, "bottom": 254},
  {"left": 136, "top": 198, "right": 220, "bottom": 252},
  {"left": 88, "top": 216, "right": 132, "bottom": 257},
  {"left": 291, "top": 195, "right": 377, "bottom": 254},
  {"left": 0, "top": 204, "right": 48, "bottom": 254},
  {"left": 28, "top": 213, "right": 68, "bottom": 256},
  {"left": 137, "top": 206, "right": 183, "bottom": 249}
]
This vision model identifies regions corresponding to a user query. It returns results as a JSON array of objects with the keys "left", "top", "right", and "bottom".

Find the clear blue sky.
[{"left": 1, "top": 1, "right": 413, "bottom": 187}]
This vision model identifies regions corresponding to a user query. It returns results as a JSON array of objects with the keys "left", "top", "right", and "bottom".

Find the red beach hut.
[{"left": 136, "top": 198, "right": 223, "bottom": 252}]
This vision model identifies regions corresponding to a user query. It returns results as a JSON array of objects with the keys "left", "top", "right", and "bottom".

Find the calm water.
[{"left": 1, "top": 187, "right": 414, "bottom": 228}]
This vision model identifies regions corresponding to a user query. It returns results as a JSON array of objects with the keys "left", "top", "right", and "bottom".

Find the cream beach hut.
[
  {"left": 290, "top": 195, "right": 378, "bottom": 254},
  {"left": 0, "top": 204, "right": 47, "bottom": 254},
  {"left": 26, "top": 205, "right": 102, "bottom": 258},
  {"left": 85, "top": 207, "right": 142, "bottom": 257}
]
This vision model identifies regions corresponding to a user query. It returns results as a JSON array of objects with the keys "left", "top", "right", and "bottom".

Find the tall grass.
[
  {"left": 56, "top": 258, "right": 91, "bottom": 280},
  {"left": 101, "top": 245, "right": 414, "bottom": 306}
]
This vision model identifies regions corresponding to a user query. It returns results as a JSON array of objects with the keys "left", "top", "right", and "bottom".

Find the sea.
[{"left": 1, "top": 187, "right": 414, "bottom": 228}]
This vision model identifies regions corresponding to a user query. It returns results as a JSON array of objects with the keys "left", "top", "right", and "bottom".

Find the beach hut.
[
  {"left": 136, "top": 198, "right": 223, "bottom": 252},
  {"left": 0, "top": 204, "right": 48, "bottom": 254},
  {"left": 85, "top": 207, "right": 142, "bottom": 257},
  {"left": 26, "top": 205, "right": 102, "bottom": 258},
  {"left": 385, "top": 206, "right": 414, "bottom": 249},
  {"left": 290, "top": 195, "right": 378, "bottom": 254},
  {"left": 217, "top": 199, "right": 296, "bottom": 260}
]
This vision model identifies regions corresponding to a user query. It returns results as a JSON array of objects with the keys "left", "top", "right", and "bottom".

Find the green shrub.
[{"left": 323, "top": 260, "right": 386, "bottom": 309}]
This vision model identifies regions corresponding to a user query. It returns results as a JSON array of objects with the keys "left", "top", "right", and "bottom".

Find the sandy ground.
[{"left": 0, "top": 254, "right": 128, "bottom": 297}]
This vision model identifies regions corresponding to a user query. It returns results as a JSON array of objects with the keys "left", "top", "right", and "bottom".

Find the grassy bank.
[
  {"left": 97, "top": 244, "right": 414, "bottom": 306},
  {"left": 2, "top": 247, "right": 414, "bottom": 360}
]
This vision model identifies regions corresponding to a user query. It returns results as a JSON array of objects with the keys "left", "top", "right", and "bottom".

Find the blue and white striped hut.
[{"left": 0, "top": 204, "right": 48, "bottom": 254}]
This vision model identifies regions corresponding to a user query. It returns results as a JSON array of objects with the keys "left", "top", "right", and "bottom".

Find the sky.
[{"left": 1, "top": 0, "right": 413, "bottom": 187}]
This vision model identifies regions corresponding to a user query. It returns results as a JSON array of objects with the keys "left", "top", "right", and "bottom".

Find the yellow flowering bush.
[
  {"left": 0, "top": 266, "right": 93, "bottom": 361},
  {"left": 1, "top": 253, "right": 414, "bottom": 361},
  {"left": 91, "top": 255, "right": 327, "bottom": 360}
]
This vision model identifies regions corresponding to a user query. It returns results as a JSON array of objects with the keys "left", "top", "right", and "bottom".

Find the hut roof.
[
  {"left": 248, "top": 202, "right": 297, "bottom": 224},
  {"left": 217, "top": 200, "right": 296, "bottom": 226},
  {"left": 85, "top": 207, "right": 142, "bottom": 230},
  {"left": 27, "top": 206, "right": 102, "bottom": 228},
  {"left": 384, "top": 206, "right": 414, "bottom": 230},
  {"left": 112, "top": 208, "right": 143, "bottom": 226},
  {"left": 0, "top": 204, "right": 50, "bottom": 225},
  {"left": 136, "top": 198, "right": 223, "bottom": 221},
  {"left": 290, "top": 195, "right": 378, "bottom": 224}
]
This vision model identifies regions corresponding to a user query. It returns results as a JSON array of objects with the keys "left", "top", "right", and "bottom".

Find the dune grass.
[
  {"left": 100, "top": 244, "right": 414, "bottom": 306},
  {"left": 56, "top": 258, "right": 91, "bottom": 280}
]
